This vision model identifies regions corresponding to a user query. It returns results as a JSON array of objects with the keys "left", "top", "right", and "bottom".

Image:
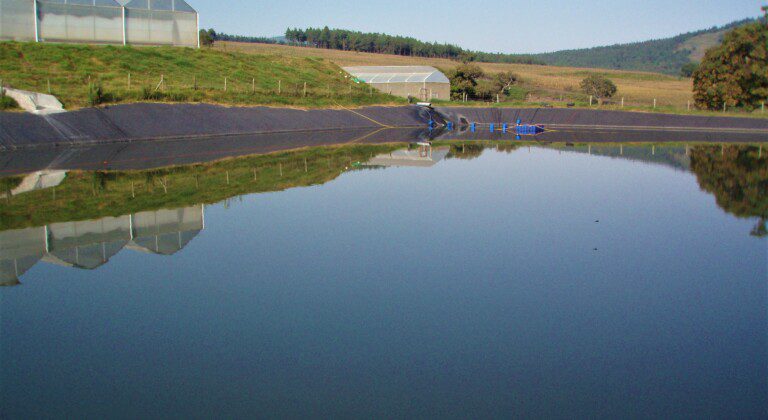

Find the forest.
[
  {"left": 281, "top": 27, "right": 544, "bottom": 65},
  {"left": 531, "top": 19, "right": 755, "bottom": 74}
]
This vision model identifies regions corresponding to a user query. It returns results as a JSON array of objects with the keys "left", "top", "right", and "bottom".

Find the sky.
[{"left": 194, "top": 0, "right": 765, "bottom": 54}]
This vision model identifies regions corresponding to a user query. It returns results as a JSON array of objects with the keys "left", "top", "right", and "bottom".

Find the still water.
[{"left": 1, "top": 143, "right": 766, "bottom": 418}]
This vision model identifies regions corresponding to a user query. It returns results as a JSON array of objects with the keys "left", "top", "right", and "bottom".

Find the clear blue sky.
[{"left": 194, "top": 0, "right": 764, "bottom": 54}]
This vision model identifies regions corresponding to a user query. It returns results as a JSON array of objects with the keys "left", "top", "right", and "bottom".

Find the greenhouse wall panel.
[
  {"left": 0, "top": 0, "right": 36, "bottom": 41},
  {"left": 0, "top": 0, "right": 198, "bottom": 47},
  {"left": 38, "top": 2, "right": 124, "bottom": 44}
]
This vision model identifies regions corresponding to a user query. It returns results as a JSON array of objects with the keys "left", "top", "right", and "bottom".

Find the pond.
[{"left": 1, "top": 141, "right": 766, "bottom": 418}]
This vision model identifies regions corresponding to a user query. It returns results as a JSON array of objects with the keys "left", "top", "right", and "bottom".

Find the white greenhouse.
[
  {"left": 343, "top": 66, "right": 451, "bottom": 101},
  {"left": 0, "top": 0, "right": 199, "bottom": 47}
]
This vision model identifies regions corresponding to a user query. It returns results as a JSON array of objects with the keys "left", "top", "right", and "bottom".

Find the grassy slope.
[
  {"left": 0, "top": 40, "right": 759, "bottom": 117},
  {"left": 677, "top": 29, "right": 728, "bottom": 62},
  {"left": 217, "top": 41, "right": 694, "bottom": 109},
  {"left": 0, "top": 42, "right": 403, "bottom": 109}
]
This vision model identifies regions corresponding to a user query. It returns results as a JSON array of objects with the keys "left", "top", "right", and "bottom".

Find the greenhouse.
[
  {"left": 343, "top": 66, "right": 451, "bottom": 101},
  {"left": 0, "top": 0, "right": 199, "bottom": 47}
]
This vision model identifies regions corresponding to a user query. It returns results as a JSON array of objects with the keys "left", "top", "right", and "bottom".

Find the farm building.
[
  {"left": 343, "top": 66, "right": 450, "bottom": 101},
  {"left": 0, "top": 0, "right": 199, "bottom": 47}
]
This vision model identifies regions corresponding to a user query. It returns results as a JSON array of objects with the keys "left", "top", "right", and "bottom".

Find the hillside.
[
  {"left": 530, "top": 19, "right": 755, "bottom": 75},
  {"left": 0, "top": 42, "right": 399, "bottom": 109},
  {"left": 217, "top": 42, "right": 694, "bottom": 109}
]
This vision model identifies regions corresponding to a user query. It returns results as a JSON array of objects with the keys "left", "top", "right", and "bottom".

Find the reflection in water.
[
  {"left": 689, "top": 145, "right": 767, "bottom": 236},
  {"left": 1, "top": 170, "right": 68, "bottom": 199},
  {"left": 0, "top": 206, "right": 204, "bottom": 286},
  {"left": 0, "top": 143, "right": 765, "bottom": 285},
  {"left": 364, "top": 146, "right": 450, "bottom": 168}
]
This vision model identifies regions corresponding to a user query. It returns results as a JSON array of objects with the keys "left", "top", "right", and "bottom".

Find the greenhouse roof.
[
  {"left": 119, "top": 0, "right": 196, "bottom": 12},
  {"left": 42, "top": 0, "right": 122, "bottom": 6},
  {"left": 343, "top": 66, "right": 450, "bottom": 84}
]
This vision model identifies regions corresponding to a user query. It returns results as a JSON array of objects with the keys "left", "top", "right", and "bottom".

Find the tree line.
[
  {"left": 284, "top": 27, "right": 544, "bottom": 65},
  {"left": 201, "top": 29, "right": 282, "bottom": 45}
]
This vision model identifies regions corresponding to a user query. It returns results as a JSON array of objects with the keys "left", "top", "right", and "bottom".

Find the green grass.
[
  {"left": 0, "top": 42, "right": 404, "bottom": 109},
  {"left": 0, "top": 143, "right": 404, "bottom": 230}
]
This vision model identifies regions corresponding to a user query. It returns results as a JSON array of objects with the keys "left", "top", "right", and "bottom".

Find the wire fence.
[{"left": 0, "top": 71, "right": 384, "bottom": 105}]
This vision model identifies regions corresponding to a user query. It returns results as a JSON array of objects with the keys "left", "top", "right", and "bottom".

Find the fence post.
[
  {"left": 128, "top": 72, "right": 131, "bottom": 90},
  {"left": 303, "top": 82, "right": 307, "bottom": 97},
  {"left": 589, "top": 95, "right": 593, "bottom": 106},
  {"left": 687, "top": 100, "right": 690, "bottom": 111},
  {"left": 47, "top": 79, "right": 51, "bottom": 94},
  {"left": 252, "top": 78, "right": 256, "bottom": 93},
  {"left": 723, "top": 102, "right": 726, "bottom": 113},
  {"left": 278, "top": 80, "right": 281, "bottom": 95},
  {"left": 224, "top": 77, "right": 227, "bottom": 92},
  {"left": 653, "top": 98, "right": 656, "bottom": 109},
  {"left": 621, "top": 97, "right": 624, "bottom": 108}
]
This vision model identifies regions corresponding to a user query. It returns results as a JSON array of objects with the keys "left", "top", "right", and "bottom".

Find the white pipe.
[
  {"left": 44, "top": 225, "right": 50, "bottom": 253},
  {"left": 33, "top": 0, "right": 39, "bottom": 42},
  {"left": 196, "top": 12, "right": 200, "bottom": 48},
  {"left": 122, "top": 6, "right": 126, "bottom": 45}
]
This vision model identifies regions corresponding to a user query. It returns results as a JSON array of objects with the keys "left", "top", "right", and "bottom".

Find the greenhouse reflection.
[{"left": 0, "top": 205, "right": 204, "bottom": 285}]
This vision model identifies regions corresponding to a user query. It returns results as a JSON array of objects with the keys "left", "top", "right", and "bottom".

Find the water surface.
[{"left": 1, "top": 143, "right": 766, "bottom": 418}]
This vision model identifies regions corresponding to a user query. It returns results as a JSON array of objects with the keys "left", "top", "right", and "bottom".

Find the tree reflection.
[
  {"left": 448, "top": 143, "right": 485, "bottom": 160},
  {"left": 689, "top": 145, "right": 767, "bottom": 237}
]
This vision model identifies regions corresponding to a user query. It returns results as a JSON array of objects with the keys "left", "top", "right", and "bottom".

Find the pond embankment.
[
  {"left": 435, "top": 107, "right": 768, "bottom": 133},
  {"left": 1, "top": 104, "right": 767, "bottom": 151}
]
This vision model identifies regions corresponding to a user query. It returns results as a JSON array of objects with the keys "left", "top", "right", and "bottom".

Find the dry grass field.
[{"left": 216, "top": 42, "right": 695, "bottom": 108}]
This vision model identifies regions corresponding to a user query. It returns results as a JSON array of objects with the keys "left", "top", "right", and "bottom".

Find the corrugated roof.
[
  {"left": 343, "top": 66, "right": 450, "bottom": 84},
  {"left": 42, "top": 0, "right": 122, "bottom": 6}
]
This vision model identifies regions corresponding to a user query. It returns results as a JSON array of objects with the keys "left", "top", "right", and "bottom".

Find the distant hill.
[{"left": 529, "top": 19, "right": 756, "bottom": 75}]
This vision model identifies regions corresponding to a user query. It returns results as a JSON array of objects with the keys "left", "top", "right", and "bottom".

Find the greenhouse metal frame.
[{"left": 0, "top": 0, "right": 199, "bottom": 48}]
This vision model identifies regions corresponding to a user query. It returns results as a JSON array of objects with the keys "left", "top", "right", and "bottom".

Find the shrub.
[
  {"left": 580, "top": 74, "right": 617, "bottom": 104},
  {"left": 87, "top": 82, "right": 107, "bottom": 106},
  {"left": 0, "top": 88, "right": 19, "bottom": 110}
]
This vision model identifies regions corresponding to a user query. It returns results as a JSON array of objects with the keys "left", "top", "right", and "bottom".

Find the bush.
[
  {"left": 0, "top": 88, "right": 19, "bottom": 110},
  {"left": 474, "top": 81, "right": 497, "bottom": 101},
  {"left": 448, "top": 63, "right": 484, "bottom": 100},
  {"left": 87, "top": 82, "right": 110, "bottom": 106},
  {"left": 580, "top": 74, "right": 617, "bottom": 104}
]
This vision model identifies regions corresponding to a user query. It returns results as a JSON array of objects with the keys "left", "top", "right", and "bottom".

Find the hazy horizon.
[{"left": 194, "top": 0, "right": 764, "bottom": 54}]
